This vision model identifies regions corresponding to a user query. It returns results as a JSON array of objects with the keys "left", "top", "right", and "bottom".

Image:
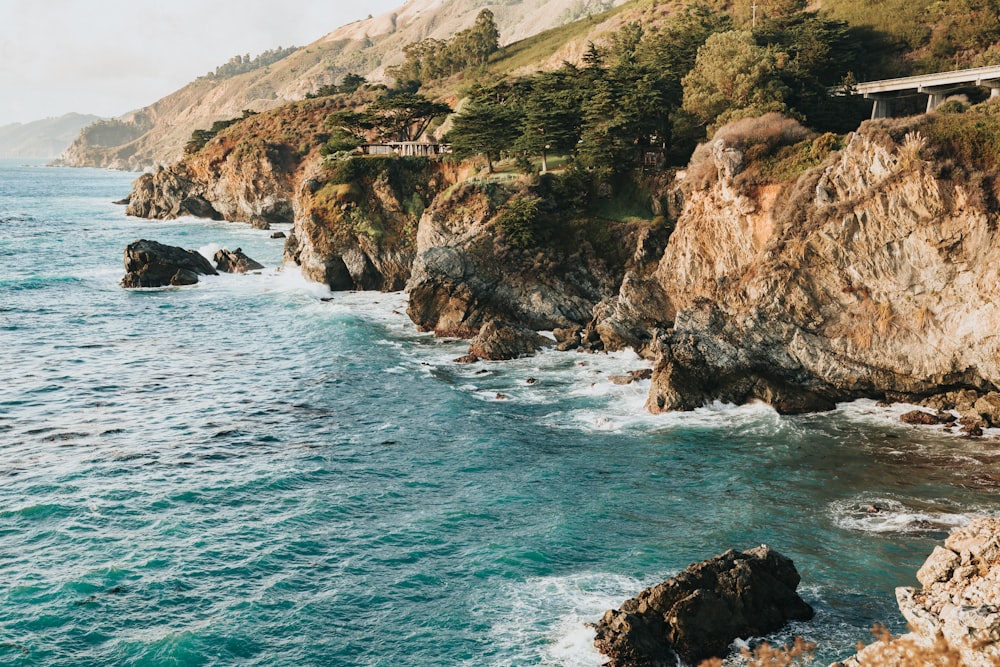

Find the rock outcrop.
[
  {"left": 121, "top": 239, "right": 218, "bottom": 288},
  {"left": 125, "top": 100, "right": 340, "bottom": 230},
  {"left": 406, "top": 180, "right": 656, "bottom": 337},
  {"left": 214, "top": 248, "right": 264, "bottom": 273},
  {"left": 283, "top": 158, "right": 457, "bottom": 291},
  {"left": 594, "top": 545, "right": 814, "bottom": 667},
  {"left": 836, "top": 517, "right": 1000, "bottom": 667},
  {"left": 464, "top": 320, "right": 554, "bottom": 361},
  {"left": 632, "top": 114, "right": 1000, "bottom": 413}
]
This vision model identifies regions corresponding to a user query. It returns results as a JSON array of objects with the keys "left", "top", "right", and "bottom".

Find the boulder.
[
  {"left": 214, "top": 248, "right": 264, "bottom": 274},
  {"left": 974, "top": 392, "right": 1000, "bottom": 427},
  {"left": 121, "top": 239, "right": 218, "bottom": 288},
  {"left": 465, "top": 321, "right": 554, "bottom": 361},
  {"left": 594, "top": 545, "right": 814, "bottom": 666},
  {"left": 837, "top": 518, "right": 1000, "bottom": 667},
  {"left": 900, "top": 409, "right": 948, "bottom": 426}
]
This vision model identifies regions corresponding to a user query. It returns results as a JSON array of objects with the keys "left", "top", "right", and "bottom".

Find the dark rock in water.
[
  {"left": 454, "top": 354, "right": 479, "bottom": 364},
  {"left": 466, "top": 321, "right": 554, "bottom": 361},
  {"left": 901, "top": 409, "right": 949, "bottom": 426},
  {"left": 121, "top": 239, "right": 218, "bottom": 288},
  {"left": 113, "top": 195, "right": 131, "bottom": 205},
  {"left": 271, "top": 231, "right": 287, "bottom": 239},
  {"left": 959, "top": 415, "right": 986, "bottom": 437},
  {"left": 611, "top": 369, "right": 655, "bottom": 385},
  {"left": 214, "top": 248, "right": 264, "bottom": 274},
  {"left": 170, "top": 268, "right": 200, "bottom": 286},
  {"left": 594, "top": 545, "right": 814, "bottom": 667}
]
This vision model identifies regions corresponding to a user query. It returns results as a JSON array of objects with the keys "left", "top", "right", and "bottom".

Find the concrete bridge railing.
[{"left": 833, "top": 64, "right": 1000, "bottom": 119}]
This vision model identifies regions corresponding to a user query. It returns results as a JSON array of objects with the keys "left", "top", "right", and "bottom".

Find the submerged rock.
[
  {"left": 900, "top": 409, "right": 949, "bottom": 426},
  {"left": 214, "top": 248, "right": 264, "bottom": 274},
  {"left": 836, "top": 517, "right": 1000, "bottom": 667},
  {"left": 121, "top": 239, "right": 218, "bottom": 288},
  {"left": 465, "top": 320, "right": 553, "bottom": 361},
  {"left": 594, "top": 545, "right": 814, "bottom": 666}
]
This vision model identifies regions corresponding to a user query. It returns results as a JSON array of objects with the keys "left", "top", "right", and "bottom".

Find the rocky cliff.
[
  {"left": 835, "top": 517, "right": 1000, "bottom": 666},
  {"left": 406, "top": 177, "right": 661, "bottom": 337},
  {"left": 124, "top": 99, "right": 338, "bottom": 228},
  {"left": 124, "top": 98, "right": 1000, "bottom": 412},
  {"left": 627, "top": 110, "right": 1000, "bottom": 413}
]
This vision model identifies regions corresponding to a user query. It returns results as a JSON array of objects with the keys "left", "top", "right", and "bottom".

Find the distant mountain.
[
  {"left": 0, "top": 113, "right": 101, "bottom": 159},
  {"left": 55, "top": 0, "right": 627, "bottom": 170}
]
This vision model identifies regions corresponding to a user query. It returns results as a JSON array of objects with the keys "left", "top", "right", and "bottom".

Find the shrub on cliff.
[
  {"left": 495, "top": 195, "right": 543, "bottom": 249},
  {"left": 922, "top": 99, "right": 1000, "bottom": 171}
]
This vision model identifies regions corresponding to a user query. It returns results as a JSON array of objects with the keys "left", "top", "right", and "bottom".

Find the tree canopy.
[{"left": 388, "top": 9, "right": 500, "bottom": 86}]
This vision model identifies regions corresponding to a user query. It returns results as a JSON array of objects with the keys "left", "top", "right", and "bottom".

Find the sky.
[{"left": 0, "top": 0, "right": 401, "bottom": 127}]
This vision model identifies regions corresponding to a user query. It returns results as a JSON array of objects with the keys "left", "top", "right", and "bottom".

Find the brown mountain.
[{"left": 55, "top": 0, "right": 627, "bottom": 171}]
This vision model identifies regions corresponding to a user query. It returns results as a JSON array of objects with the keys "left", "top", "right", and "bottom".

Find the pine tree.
[{"left": 446, "top": 99, "right": 521, "bottom": 173}]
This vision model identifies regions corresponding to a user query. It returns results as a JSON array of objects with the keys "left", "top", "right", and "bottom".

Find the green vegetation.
[
  {"left": 184, "top": 110, "right": 258, "bottom": 155},
  {"left": 495, "top": 195, "right": 543, "bottom": 249},
  {"left": 204, "top": 47, "right": 298, "bottom": 80},
  {"left": 446, "top": 97, "right": 521, "bottom": 172},
  {"left": 79, "top": 119, "right": 146, "bottom": 147},
  {"left": 388, "top": 9, "right": 500, "bottom": 87},
  {"left": 923, "top": 100, "right": 1000, "bottom": 171},
  {"left": 306, "top": 73, "right": 368, "bottom": 99}
]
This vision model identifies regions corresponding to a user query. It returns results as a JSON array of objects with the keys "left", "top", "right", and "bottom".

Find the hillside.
[
  {"left": 55, "top": 0, "right": 628, "bottom": 170},
  {"left": 0, "top": 113, "right": 100, "bottom": 159}
]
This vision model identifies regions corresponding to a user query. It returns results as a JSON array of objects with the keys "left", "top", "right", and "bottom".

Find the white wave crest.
[
  {"left": 477, "top": 571, "right": 646, "bottom": 667},
  {"left": 829, "top": 496, "right": 976, "bottom": 534}
]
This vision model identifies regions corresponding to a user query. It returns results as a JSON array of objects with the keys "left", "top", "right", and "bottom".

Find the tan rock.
[{"left": 916, "top": 546, "right": 960, "bottom": 587}]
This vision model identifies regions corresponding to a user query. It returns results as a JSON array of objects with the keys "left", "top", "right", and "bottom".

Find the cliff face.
[
  {"left": 640, "top": 117, "right": 1000, "bottom": 413},
  {"left": 285, "top": 158, "right": 462, "bottom": 291},
  {"left": 125, "top": 100, "right": 337, "bottom": 227},
  {"left": 406, "top": 179, "right": 659, "bottom": 337}
]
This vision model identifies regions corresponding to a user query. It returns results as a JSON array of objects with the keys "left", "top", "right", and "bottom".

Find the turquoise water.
[{"left": 2, "top": 159, "right": 999, "bottom": 666}]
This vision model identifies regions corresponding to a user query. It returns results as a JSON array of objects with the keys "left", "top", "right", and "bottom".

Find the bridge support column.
[
  {"left": 924, "top": 88, "right": 949, "bottom": 113},
  {"left": 870, "top": 96, "right": 891, "bottom": 120}
]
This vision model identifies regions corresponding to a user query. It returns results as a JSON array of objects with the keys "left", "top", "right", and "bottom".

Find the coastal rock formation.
[
  {"left": 406, "top": 181, "right": 653, "bottom": 337},
  {"left": 635, "top": 115, "right": 1000, "bottom": 413},
  {"left": 126, "top": 165, "right": 223, "bottom": 221},
  {"left": 283, "top": 159, "right": 456, "bottom": 291},
  {"left": 464, "top": 320, "right": 553, "bottom": 361},
  {"left": 214, "top": 248, "right": 264, "bottom": 273},
  {"left": 594, "top": 545, "right": 814, "bottom": 666},
  {"left": 121, "top": 239, "right": 218, "bottom": 288},
  {"left": 125, "top": 99, "right": 341, "bottom": 230},
  {"left": 836, "top": 517, "right": 1000, "bottom": 667}
]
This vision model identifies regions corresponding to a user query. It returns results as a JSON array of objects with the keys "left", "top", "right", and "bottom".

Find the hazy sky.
[{"left": 0, "top": 0, "right": 401, "bottom": 126}]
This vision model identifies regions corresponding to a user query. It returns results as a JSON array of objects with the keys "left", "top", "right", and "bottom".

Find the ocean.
[{"left": 1, "top": 158, "right": 998, "bottom": 666}]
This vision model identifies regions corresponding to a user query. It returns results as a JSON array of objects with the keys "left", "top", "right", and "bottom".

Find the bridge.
[{"left": 838, "top": 64, "right": 1000, "bottom": 119}]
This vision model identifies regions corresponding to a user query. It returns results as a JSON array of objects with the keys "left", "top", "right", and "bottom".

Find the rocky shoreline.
[
  {"left": 121, "top": 111, "right": 1000, "bottom": 418},
  {"left": 589, "top": 519, "right": 1000, "bottom": 667}
]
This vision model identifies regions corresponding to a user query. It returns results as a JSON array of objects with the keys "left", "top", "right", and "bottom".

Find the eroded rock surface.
[
  {"left": 836, "top": 517, "right": 1000, "bottom": 667},
  {"left": 464, "top": 320, "right": 553, "bottom": 361},
  {"left": 594, "top": 545, "right": 814, "bottom": 666},
  {"left": 637, "top": 117, "right": 1000, "bottom": 413},
  {"left": 214, "top": 248, "right": 264, "bottom": 274},
  {"left": 121, "top": 239, "right": 217, "bottom": 288}
]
